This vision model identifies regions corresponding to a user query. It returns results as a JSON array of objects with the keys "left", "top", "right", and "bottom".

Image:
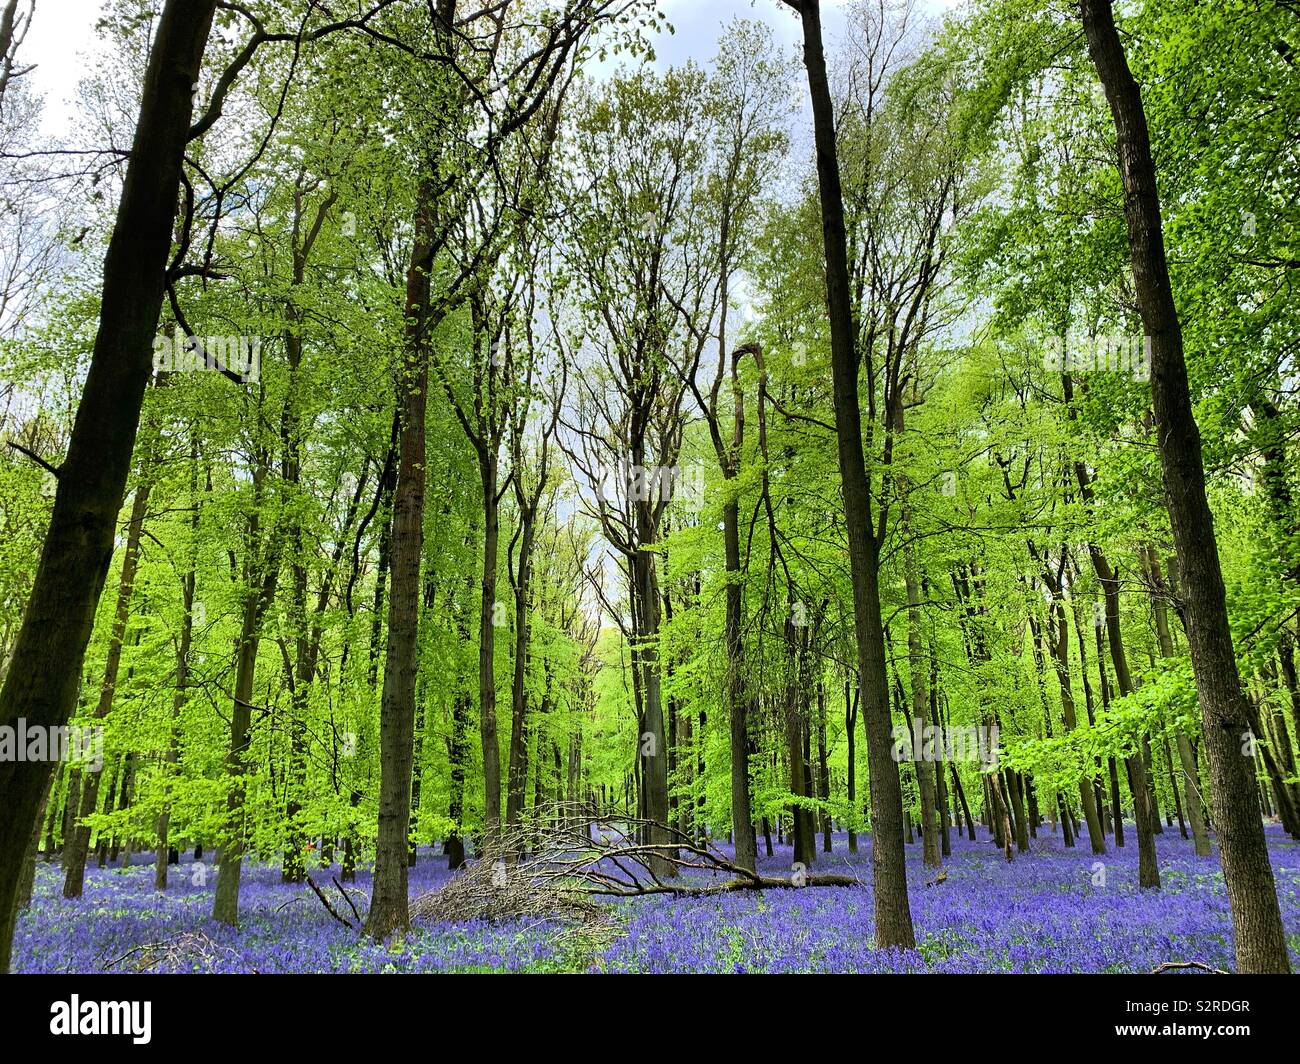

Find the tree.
[
  {"left": 782, "top": 0, "right": 915, "bottom": 950},
  {"left": 1079, "top": 0, "right": 1290, "bottom": 974},
  {"left": 0, "top": 0, "right": 220, "bottom": 975}
]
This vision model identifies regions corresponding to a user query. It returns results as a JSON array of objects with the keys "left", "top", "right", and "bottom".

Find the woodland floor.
[{"left": 12, "top": 825, "right": 1300, "bottom": 974}]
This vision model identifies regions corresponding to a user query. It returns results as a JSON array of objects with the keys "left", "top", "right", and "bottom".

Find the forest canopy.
[{"left": 0, "top": 0, "right": 1297, "bottom": 982}]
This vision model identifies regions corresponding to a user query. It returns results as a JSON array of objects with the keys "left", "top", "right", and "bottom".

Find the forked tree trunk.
[
  {"left": 1144, "top": 548, "right": 1211, "bottom": 855},
  {"left": 1049, "top": 599, "right": 1105, "bottom": 854}
]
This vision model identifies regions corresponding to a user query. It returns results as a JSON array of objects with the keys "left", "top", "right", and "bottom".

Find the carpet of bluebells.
[{"left": 13, "top": 824, "right": 1300, "bottom": 973}]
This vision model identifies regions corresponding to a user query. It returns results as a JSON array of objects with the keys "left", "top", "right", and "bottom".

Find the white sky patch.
[{"left": 21, "top": 0, "right": 108, "bottom": 138}]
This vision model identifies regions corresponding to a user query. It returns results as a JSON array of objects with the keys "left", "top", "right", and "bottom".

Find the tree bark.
[
  {"left": 784, "top": 0, "right": 915, "bottom": 950},
  {"left": 0, "top": 0, "right": 218, "bottom": 973},
  {"left": 1081, "top": 0, "right": 1289, "bottom": 971},
  {"left": 364, "top": 177, "right": 435, "bottom": 941}
]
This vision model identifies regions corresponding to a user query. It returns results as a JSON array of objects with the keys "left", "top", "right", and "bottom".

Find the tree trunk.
[
  {"left": 156, "top": 439, "right": 199, "bottom": 890},
  {"left": 1047, "top": 596, "right": 1106, "bottom": 853},
  {"left": 0, "top": 0, "right": 218, "bottom": 973},
  {"left": 476, "top": 453, "right": 504, "bottom": 852},
  {"left": 1145, "top": 548, "right": 1211, "bottom": 855},
  {"left": 1081, "top": 0, "right": 1289, "bottom": 971},
  {"left": 786, "top": 0, "right": 915, "bottom": 950},
  {"left": 723, "top": 496, "right": 756, "bottom": 871},
  {"left": 929, "top": 662, "right": 952, "bottom": 857},
  {"left": 212, "top": 544, "right": 279, "bottom": 925},
  {"left": 505, "top": 510, "right": 536, "bottom": 847},
  {"left": 782, "top": 619, "right": 816, "bottom": 868},
  {"left": 632, "top": 539, "right": 674, "bottom": 876},
  {"left": 905, "top": 557, "right": 941, "bottom": 868},
  {"left": 845, "top": 679, "right": 859, "bottom": 854},
  {"left": 364, "top": 177, "right": 435, "bottom": 942},
  {"left": 816, "top": 683, "right": 832, "bottom": 853}
]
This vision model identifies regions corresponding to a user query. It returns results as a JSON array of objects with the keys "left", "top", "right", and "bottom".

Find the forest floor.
[{"left": 13, "top": 824, "right": 1300, "bottom": 974}]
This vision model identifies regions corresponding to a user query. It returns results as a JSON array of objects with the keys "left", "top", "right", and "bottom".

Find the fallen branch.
[
  {"left": 333, "top": 875, "right": 364, "bottom": 924},
  {"left": 410, "top": 805, "right": 863, "bottom": 924},
  {"left": 100, "top": 930, "right": 252, "bottom": 973},
  {"left": 1150, "top": 961, "right": 1228, "bottom": 975},
  {"left": 306, "top": 873, "right": 357, "bottom": 930}
]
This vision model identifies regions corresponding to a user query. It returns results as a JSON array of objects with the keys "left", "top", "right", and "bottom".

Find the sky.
[{"left": 22, "top": 0, "right": 966, "bottom": 138}]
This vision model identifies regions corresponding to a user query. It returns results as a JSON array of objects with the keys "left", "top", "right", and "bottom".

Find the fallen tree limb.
[
  {"left": 306, "top": 873, "right": 357, "bottom": 930},
  {"left": 410, "top": 806, "right": 863, "bottom": 923},
  {"left": 1150, "top": 961, "right": 1228, "bottom": 975},
  {"left": 585, "top": 872, "right": 862, "bottom": 897}
]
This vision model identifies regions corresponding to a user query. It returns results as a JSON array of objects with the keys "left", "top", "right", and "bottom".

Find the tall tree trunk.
[
  {"left": 782, "top": 619, "right": 816, "bottom": 868},
  {"left": 1081, "top": 0, "right": 1289, "bottom": 971},
  {"left": 364, "top": 177, "right": 435, "bottom": 942},
  {"left": 1072, "top": 470, "right": 1159, "bottom": 884},
  {"left": 0, "top": 0, "right": 218, "bottom": 973},
  {"left": 212, "top": 531, "right": 280, "bottom": 925},
  {"left": 1092, "top": 612, "right": 1126, "bottom": 846},
  {"left": 1074, "top": 591, "right": 1118, "bottom": 838},
  {"left": 477, "top": 452, "right": 503, "bottom": 851},
  {"left": 929, "top": 660, "right": 952, "bottom": 857},
  {"left": 816, "top": 682, "right": 832, "bottom": 853},
  {"left": 156, "top": 437, "right": 199, "bottom": 890},
  {"left": 905, "top": 555, "right": 940, "bottom": 868},
  {"left": 211, "top": 430, "right": 283, "bottom": 925},
  {"left": 505, "top": 510, "right": 536, "bottom": 847},
  {"left": 1094, "top": 555, "right": 1160, "bottom": 888},
  {"left": 845, "top": 678, "right": 859, "bottom": 854},
  {"left": 632, "top": 534, "right": 673, "bottom": 876},
  {"left": 724, "top": 493, "right": 756, "bottom": 870},
  {"left": 785, "top": 0, "right": 915, "bottom": 950}
]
